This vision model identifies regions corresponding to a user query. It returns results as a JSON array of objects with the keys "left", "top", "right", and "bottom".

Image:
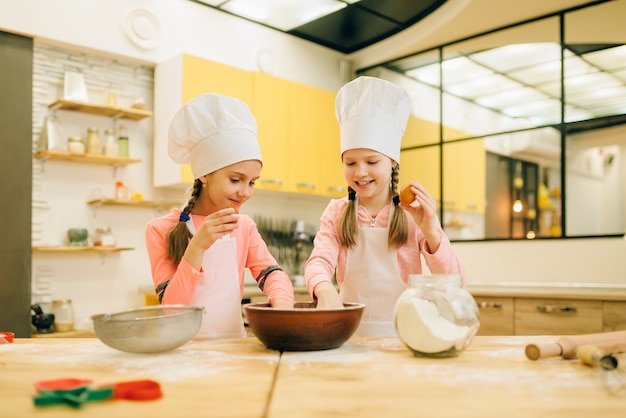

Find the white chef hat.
[
  {"left": 335, "top": 76, "right": 411, "bottom": 162},
  {"left": 168, "top": 93, "right": 262, "bottom": 179}
]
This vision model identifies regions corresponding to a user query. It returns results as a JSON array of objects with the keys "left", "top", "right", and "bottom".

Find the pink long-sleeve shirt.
[
  {"left": 145, "top": 209, "right": 294, "bottom": 306},
  {"left": 305, "top": 198, "right": 467, "bottom": 297}
]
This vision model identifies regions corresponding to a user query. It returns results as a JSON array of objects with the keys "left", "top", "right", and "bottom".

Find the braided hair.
[
  {"left": 338, "top": 164, "right": 408, "bottom": 249},
  {"left": 166, "top": 178, "right": 203, "bottom": 264}
]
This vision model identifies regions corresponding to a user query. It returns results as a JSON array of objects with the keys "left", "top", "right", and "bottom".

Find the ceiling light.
[
  {"left": 470, "top": 43, "right": 561, "bottom": 73},
  {"left": 221, "top": 0, "right": 347, "bottom": 31}
]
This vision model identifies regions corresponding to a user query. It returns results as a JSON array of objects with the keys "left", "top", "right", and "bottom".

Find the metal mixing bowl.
[
  {"left": 244, "top": 302, "right": 365, "bottom": 351},
  {"left": 91, "top": 305, "right": 203, "bottom": 354}
]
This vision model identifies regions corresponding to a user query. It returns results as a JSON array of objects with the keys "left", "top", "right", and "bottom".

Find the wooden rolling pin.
[{"left": 525, "top": 330, "right": 626, "bottom": 360}]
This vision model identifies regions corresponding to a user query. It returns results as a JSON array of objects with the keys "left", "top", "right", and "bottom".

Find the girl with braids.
[
  {"left": 304, "top": 76, "right": 466, "bottom": 337},
  {"left": 145, "top": 93, "right": 294, "bottom": 338}
]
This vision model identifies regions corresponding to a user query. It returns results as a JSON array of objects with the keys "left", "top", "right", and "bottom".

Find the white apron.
[
  {"left": 187, "top": 219, "right": 246, "bottom": 339},
  {"left": 340, "top": 204, "right": 407, "bottom": 337}
]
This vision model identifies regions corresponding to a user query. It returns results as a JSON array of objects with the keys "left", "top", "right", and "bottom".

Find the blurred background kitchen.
[{"left": 1, "top": 0, "right": 625, "bottom": 337}]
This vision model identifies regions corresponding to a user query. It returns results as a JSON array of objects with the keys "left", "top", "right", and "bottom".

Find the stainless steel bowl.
[{"left": 91, "top": 305, "right": 203, "bottom": 353}]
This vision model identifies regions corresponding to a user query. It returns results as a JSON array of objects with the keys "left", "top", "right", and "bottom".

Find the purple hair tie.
[{"left": 179, "top": 211, "right": 190, "bottom": 222}]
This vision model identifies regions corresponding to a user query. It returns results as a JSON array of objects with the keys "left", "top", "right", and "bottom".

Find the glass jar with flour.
[{"left": 394, "top": 274, "right": 479, "bottom": 358}]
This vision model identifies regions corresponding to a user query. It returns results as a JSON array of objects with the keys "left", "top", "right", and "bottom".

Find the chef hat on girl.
[
  {"left": 168, "top": 93, "right": 262, "bottom": 179},
  {"left": 335, "top": 76, "right": 411, "bottom": 163}
]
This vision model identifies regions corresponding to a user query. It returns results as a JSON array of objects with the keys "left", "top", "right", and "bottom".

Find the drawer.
[
  {"left": 515, "top": 298, "right": 603, "bottom": 335},
  {"left": 603, "top": 301, "right": 626, "bottom": 331},
  {"left": 474, "top": 296, "right": 514, "bottom": 336}
]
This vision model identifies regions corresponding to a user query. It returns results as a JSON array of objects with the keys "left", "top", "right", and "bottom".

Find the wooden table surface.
[
  {"left": 0, "top": 337, "right": 279, "bottom": 418},
  {"left": 1, "top": 336, "right": 624, "bottom": 417}
]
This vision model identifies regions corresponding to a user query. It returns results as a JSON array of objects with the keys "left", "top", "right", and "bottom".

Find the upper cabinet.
[
  {"left": 154, "top": 54, "right": 344, "bottom": 197},
  {"left": 153, "top": 54, "right": 254, "bottom": 188}
]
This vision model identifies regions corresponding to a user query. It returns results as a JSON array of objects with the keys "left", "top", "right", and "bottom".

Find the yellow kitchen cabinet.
[
  {"left": 402, "top": 115, "right": 440, "bottom": 148},
  {"left": 443, "top": 138, "right": 486, "bottom": 213},
  {"left": 252, "top": 73, "right": 289, "bottom": 192},
  {"left": 287, "top": 82, "right": 324, "bottom": 194},
  {"left": 154, "top": 54, "right": 253, "bottom": 189},
  {"left": 399, "top": 146, "right": 440, "bottom": 204},
  {"left": 318, "top": 89, "right": 344, "bottom": 197}
]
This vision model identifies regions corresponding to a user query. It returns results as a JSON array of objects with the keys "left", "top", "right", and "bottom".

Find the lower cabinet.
[
  {"left": 514, "top": 298, "right": 603, "bottom": 335},
  {"left": 603, "top": 301, "right": 626, "bottom": 331},
  {"left": 474, "top": 296, "right": 514, "bottom": 336},
  {"left": 474, "top": 295, "right": 625, "bottom": 336}
]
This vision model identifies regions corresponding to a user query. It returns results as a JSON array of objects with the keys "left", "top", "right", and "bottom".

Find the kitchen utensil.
[
  {"left": 525, "top": 330, "right": 626, "bottom": 360},
  {"left": 0, "top": 331, "right": 14, "bottom": 343},
  {"left": 67, "top": 228, "right": 88, "bottom": 246},
  {"left": 91, "top": 305, "right": 203, "bottom": 353},
  {"left": 577, "top": 344, "right": 626, "bottom": 396},
  {"left": 244, "top": 302, "right": 364, "bottom": 351},
  {"left": 31, "top": 303, "right": 55, "bottom": 333},
  {"left": 33, "top": 378, "right": 161, "bottom": 408},
  {"left": 577, "top": 344, "right": 619, "bottom": 370}
]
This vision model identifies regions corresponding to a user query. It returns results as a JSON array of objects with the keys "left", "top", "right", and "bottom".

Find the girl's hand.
[
  {"left": 272, "top": 299, "right": 294, "bottom": 309},
  {"left": 398, "top": 181, "right": 442, "bottom": 250},
  {"left": 314, "top": 282, "right": 344, "bottom": 309},
  {"left": 192, "top": 207, "right": 240, "bottom": 250},
  {"left": 183, "top": 208, "right": 239, "bottom": 269}
]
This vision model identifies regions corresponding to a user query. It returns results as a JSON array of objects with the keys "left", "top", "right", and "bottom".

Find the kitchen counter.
[
  {"left": 1, "top": 336, "right": 624, "bottom": 417},
  {"left": 469, "top": 282, "right": 626, "bottom": 301}
]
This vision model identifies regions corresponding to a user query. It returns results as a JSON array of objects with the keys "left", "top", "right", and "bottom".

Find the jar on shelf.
[
  {"left": 85, "top": 127, "right": 102, "bottom": 155},
  {"left": 394, "top": 274, "right": 479, "bottom": 358},
  {"left": 51, "top": 299, "right": 74, "bottom": 332},
  {"left": 117, "top": 125, "right": 129, "bottom": 158},
  {"left": 115, "top": 181, "right": 131, "bottom": 200},
  {"left": 67, "top": 136, "right": 85, "bottom": 154},
  {"left": 94, "top": 227, "right": 115, "bottom": 247},
  {"left": 103, "top": 129, "right": 119, "bottom": 157}
]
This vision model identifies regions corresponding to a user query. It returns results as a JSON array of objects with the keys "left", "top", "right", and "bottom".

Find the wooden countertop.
[{"left": 2, "top": 335, "right": 624, "bottom": 417}]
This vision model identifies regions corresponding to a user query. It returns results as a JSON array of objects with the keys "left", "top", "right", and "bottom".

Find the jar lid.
[
  {"left": 87, "top": 127, "right": 98, "bottom": 132},
  {"left": 96, "top": 227, "right": 111, "bottom": 233},
  {"left": 68, "top": 136, "right": 83, "bottom": 142}
]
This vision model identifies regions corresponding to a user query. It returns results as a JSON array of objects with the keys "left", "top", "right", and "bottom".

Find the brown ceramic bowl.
[{"left": 244, "top": 302, "right": 365, "bottom": 351}]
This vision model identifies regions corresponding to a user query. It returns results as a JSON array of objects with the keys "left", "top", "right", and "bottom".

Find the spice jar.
[
  {"left": 68, "top": 136, "right": 85, "bottom": 154},
  {"left": 86, "top": 127, "right": 102, "bottom": 155},
  {"left": 51, "top": 299, "right": 74, "bottom": 332},
  {"left": 103, "top": 129, "right": 119, "bottom": 157},
  {"left": 94, "top": 227, "right": 115, "bottom": 247},
  {"left": 394, "top": 274, "right": 479, "bottom": 358},
  {"left": 117, "top": 125, "right": 129, "bottom": 158}
]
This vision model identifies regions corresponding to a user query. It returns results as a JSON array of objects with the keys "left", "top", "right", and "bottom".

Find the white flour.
[
  {"left": 395, "top": 298, "right": 470, "bottom": 353},
  {"left": 3, "top": 340, "right": 278, "bottom": 382}
]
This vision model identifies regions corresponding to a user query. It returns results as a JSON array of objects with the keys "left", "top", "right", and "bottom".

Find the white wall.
[{"left": 2, "top": 0, "right": 625, "bottom": 329}]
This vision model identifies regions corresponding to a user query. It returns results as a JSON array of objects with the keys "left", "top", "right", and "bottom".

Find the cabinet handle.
[
  {"left": 296, "top": 182, "right": 316, "bottom": 190},
  {"left": 536, "top": 305, "right": 577, "bottom": 313},
  {"left": 327, "top": 185, "right": 346, "bottom": 193},
  {"left": 477, "top": 301, "right": 502, "bottom": 309},
  {"left": 260, "top": 179, "right": 282, "bottom": 186}
]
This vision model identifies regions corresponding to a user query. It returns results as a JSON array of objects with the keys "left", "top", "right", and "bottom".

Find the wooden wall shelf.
[
  {"left": 87, "top": 198, "right": 179, "bottom": 209},
  {"left": 49, "top": 99, "right": 152, "bottom": 121},
  {"left": 32, "top": 246, "right": 134, "bottom": 253},
  {"left": 34, "top": 150, "right": 141, "bottom": 166}
]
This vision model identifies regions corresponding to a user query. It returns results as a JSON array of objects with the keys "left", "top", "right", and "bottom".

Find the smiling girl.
[
  {"left": 145, "top": 94, "right": 294, "bottom": 338},
  {"left": 304, "top": 76, "right": 466, "bottom": 337}
]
